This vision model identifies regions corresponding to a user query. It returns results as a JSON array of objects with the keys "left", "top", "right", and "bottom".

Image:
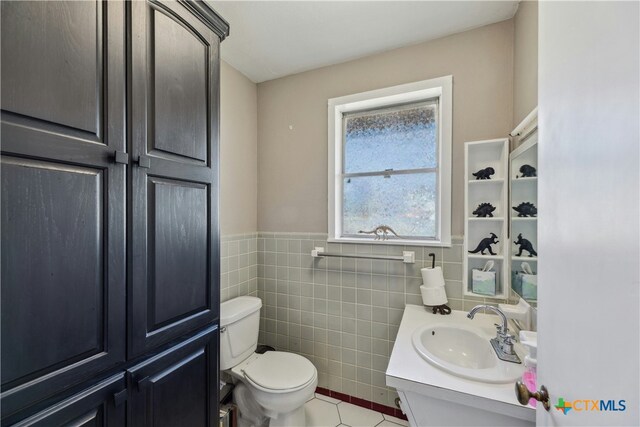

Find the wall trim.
[{"left": 315, "top": 387, "right": 408, "bottom": 421}]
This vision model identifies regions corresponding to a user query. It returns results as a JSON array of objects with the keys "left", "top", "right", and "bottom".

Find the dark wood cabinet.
[
  {"left": 127, "top": 326, "right": 219, "bottom": 427},
  {"left": 0, "top": 0, "right": 127, "bottom": 418},
  {"left": 129, "top": 0, "right": 221, "bottom": 358},
  {"left": 6, "top": 374, "right": 127, "bottom": 427},
  {"left": 0, "top": 1, "right": 228, "bottom": 425}
]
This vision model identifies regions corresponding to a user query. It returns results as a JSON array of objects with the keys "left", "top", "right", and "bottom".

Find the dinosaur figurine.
[
  {"left": 518, "top": 164, "right": 537, "bottom": 178},
  {"left": 472, "top": 167, "right": 495, "bottom": 180},
  {"left": 514, "top": 233, "right": 537, "bottom": 257},
  {"left": 472, "top": 203, "right": 496, "bottom": 217},
  {"left": 468, "top": 233, "right": 499, "bottom": 255},
  {"left": 512, "top": 202, "right": 537, "bottom": 217},
  {"left": 358, "top": 225, "right": 401, "bottom": 240}
]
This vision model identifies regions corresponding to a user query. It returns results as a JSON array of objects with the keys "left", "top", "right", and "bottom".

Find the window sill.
[{"left": 327, "top": 236, "right": 452, "bottom": 248}]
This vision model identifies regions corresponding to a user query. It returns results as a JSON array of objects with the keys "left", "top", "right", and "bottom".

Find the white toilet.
[{"left": 221, "top": 296, "right": 318, "bottom": 427}]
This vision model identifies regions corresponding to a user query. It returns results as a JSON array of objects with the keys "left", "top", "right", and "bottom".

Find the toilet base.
[
  {"left": 234, "top": 382, "right": 310, "bottom": 427},
  {"left": 269, "top": 406, "right": 306, "bottom": 427}
]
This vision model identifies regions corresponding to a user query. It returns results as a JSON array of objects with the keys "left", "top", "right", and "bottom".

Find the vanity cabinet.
[{"left": 0, "top": 1, "right": 228, "bottom": 425}]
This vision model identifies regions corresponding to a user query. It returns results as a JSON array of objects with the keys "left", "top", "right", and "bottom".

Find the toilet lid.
[{"left": 242, "top": 351, "right": 316, "bottom": 391}]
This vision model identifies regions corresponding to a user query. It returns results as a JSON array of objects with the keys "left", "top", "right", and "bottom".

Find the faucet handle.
[
  {"left": 494, "top": 323, "right": 507, "bottom": 333},
  {"left": 504, "top": 334, "right": 517, "bottom": 343}
]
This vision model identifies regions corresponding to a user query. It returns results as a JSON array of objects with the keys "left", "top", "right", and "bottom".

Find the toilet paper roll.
[
  {"left": 421, "top": 266, "right": 445, "bottom": 288},
  {"left": 420, "top": 285, "right": 448, "bottom": 306}
]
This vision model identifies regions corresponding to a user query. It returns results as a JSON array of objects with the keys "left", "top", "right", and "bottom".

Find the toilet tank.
[{"left": 220, "top": 296, "right": 262, "bottom": 370}]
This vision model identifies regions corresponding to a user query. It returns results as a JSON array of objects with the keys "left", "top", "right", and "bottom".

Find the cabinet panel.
[
  {"left": 130, "top": 0, "right": 220, "bottom": 357},
  {"left": 0, "top": 1, "right": 102, "bottom": 135},
  {"left": 7, "top": 374, "right": 126, "bottom": 427},
  {"left": 0, "top": 0, "right": 126, "bottom": 418},
  {"left": 127, "top": 326, "right": 218, "bottom": 427},
  {"left": 153, "top": 9, "right": 208, "bottom": 162},
  {"left": 0, "top": 157, "right": 125, "bottom": 417},
  {"left": 150, "top": 177, "right": 209, "bottom": 327},
  {"left": 1, "top": 158, "right": 105, "bottom": 385},
  {"left": 146, "top": 350, "right": 207, "bottom": 427}
]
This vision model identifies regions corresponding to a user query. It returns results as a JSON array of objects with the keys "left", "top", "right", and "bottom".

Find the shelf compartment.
[
  {"left": 465, "top": 258, "right": 506, "bottom": 299},
  {"left": 468, "top": 182, "right": 505, "bottom": 218},
  {"left": 511, "top": 220, "right": 537, "bottom": 259},
  {"left": 464, "top": 138, "right": 509, "bottom": 300},
  {"left": 467, "top": 220, "right": 505, "bottom": 257},
  {"left": 466, "top": 139, "right": 509, "bottom": 181},
  {"left": 510, "top": 140, "right": 538, "bottom": 181}
]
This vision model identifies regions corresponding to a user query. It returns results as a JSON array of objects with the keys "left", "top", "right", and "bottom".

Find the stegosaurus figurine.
[
  {"left": 512, "top": 202, "right": 537, "bottom": 217},
  {"left": 472, "top": 203, "right": 496, "bottom": 217}
]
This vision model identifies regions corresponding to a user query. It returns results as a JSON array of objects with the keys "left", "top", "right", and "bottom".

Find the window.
[{"left": 328, "top": 76, "right": 452, "bottom": 246}]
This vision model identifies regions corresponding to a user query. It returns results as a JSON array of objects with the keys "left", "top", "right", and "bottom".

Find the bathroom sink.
[{"left": 411, "top": 324, "right": 524, "bottom": 383}]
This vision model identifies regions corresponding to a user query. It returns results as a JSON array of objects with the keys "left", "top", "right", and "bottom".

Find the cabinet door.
[
  {"left": 127, "top": 326, "right": 219, "bottom": 427},
  {"left": 5, "top": 374, "right": 126, "bottom": 427},
  {"left": 0, "top": 0, "right": 126, "bottom": 418},
  {"left": 129, "top": 0, "right": 221, "bottom": 357}
]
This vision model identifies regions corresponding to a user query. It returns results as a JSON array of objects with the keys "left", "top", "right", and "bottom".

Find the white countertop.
[{"left": 386, "top": 305, "right": 535, "bottom": 422}]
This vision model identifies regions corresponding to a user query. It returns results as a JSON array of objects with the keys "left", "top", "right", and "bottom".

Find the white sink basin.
[{"left": 412, "top": 323, "right": 524, "bottom": 384}]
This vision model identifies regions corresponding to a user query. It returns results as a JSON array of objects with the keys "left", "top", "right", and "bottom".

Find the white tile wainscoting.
[
  {"left": 220, "top": 232, "right": 510, "bottom": 408},
  {"left": 220, "top": 233, "right": 259, "bottom": 303}
]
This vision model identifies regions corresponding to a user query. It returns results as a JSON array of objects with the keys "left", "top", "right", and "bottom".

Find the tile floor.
[{"left": 306, "top": 394, "right": 408, "bottom": 427}]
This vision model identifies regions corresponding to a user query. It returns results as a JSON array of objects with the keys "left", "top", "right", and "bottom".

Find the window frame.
[{"left": 327, "top": 76, "right": 452, "bottom": 246}]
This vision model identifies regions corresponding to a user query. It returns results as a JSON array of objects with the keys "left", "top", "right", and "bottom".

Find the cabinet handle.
[
  {"left": 137, "top": 155, "right": 151, "bottom": 169},
  {"left": 113, "top": 389, "right": 128, "bottom": 407},
  {"left": 137, "top": 376, "right": 151, "bottom": 390},
  {"left": 114, "top": 151, "right": 129, "bottom": 165}
]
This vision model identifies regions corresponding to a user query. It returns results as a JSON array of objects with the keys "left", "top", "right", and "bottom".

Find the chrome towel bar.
[{"left": 311, "top": 247, "right": 415, "bottom": 264}]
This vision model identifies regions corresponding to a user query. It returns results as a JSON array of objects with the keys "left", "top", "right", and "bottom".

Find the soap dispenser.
[{"left": 519, "top": 331, "right": 538, "bottom": 407}]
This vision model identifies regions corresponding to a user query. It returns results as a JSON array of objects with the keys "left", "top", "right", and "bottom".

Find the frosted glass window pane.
[
  {"left": 343, "top": 173, "right": 437, "bottom": 238},
  {"left": 344, "top": 103, "right": 437, "bottom": 174}
]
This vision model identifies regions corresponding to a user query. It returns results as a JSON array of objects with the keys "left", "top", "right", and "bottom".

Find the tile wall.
[
  {"left": 221, "top": 232, "right": 511, "bottom": 407},
  {"left": 254, "top": 232, "right": 509, "bottom": 408},
  {"left": 220, "top": 233, "right": 259, "bottom": 303}
]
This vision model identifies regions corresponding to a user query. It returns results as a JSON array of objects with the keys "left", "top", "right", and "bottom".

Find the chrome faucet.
[{"left": 467, "top": 305, "right": 521, "bottom": 364}]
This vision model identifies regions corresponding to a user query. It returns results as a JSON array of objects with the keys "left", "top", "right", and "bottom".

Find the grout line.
[
  {"left": 336, "top": 401, "right": 344, "bottom": 425},
  {"left": 376, "top": 419, "right": 405, "bottom": 427}
]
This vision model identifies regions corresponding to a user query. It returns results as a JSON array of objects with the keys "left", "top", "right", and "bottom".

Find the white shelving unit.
[
  {"left": 463, "top": 138, "right": 509, "bottom": 299},
  {"left": 509, "top": 133, "right": 538, "bottom": 301}
]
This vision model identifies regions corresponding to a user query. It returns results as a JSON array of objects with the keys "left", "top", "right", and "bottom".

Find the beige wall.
[
  {"left": 257, "top": 20, "right": 514, "bottom": 236},
  {"left": 513, "top": 0, "right": 538, "bottom": 127},
  {"left": 220, "top": 61, "right": 258, "bottom": 235}
]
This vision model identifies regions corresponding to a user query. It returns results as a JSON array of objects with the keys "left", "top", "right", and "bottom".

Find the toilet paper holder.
[{"left": 420, "top": 253, "right": 451, "bottom": 314}]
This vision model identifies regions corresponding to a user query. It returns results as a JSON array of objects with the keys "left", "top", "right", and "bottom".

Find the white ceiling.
[{"left": 207, "top": 1, "right": 520, "bottom": 83}]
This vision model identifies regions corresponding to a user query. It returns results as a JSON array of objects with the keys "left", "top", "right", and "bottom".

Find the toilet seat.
[{"left": 240, "top": 351, "right": 317, "bottom": 394}]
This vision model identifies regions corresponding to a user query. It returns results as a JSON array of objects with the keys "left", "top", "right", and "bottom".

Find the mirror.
[{"left": 509, "top": 130, "right": 538, "bottom": 305}]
